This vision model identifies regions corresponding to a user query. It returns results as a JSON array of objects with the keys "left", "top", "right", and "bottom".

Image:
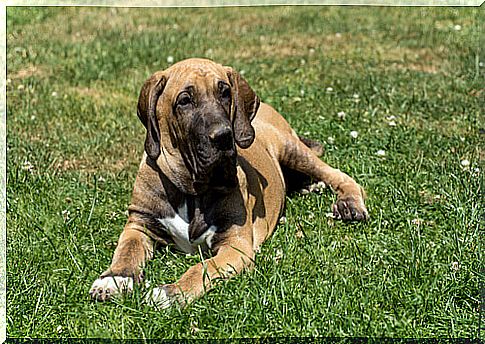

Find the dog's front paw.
[
  {"left": 145, "top": 283, "right": 185, "bottom": 309},
  {"left": 145, "top": 284, "right": 175, "bottom": 309},
  {"left": 145, "top": 285, "right": 173, "bottom": 309},
  {"left": 332, "top": 195, "right": 368, "bottom": 222},
  {"left": 89, "top": 276, "right": 134, "bottom": 301}
]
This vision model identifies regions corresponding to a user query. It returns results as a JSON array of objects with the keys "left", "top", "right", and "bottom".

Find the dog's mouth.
[
  {"left": 208, "top": 154, "right": 238, "bottom": 191},
  {"left": 192, "top": 143, "right": 238, "bottom": 194}
]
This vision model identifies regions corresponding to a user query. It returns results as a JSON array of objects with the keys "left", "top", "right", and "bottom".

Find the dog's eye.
[
  {"left": 177, "top": 93, "right": 192, "bottom": 107},
  {"left": 219, "top": 82, "right": 231, "bottom": 100},
  {"left": 221, "top": 87, "right": 231, "bottom": 100}
]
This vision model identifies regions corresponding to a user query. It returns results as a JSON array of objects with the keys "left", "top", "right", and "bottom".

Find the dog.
[{"left": 89, "top": 58, "right": 368, "bottom": 308}]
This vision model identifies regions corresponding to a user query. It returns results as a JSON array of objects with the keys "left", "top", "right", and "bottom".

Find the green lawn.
[{"left": 6, "top": 6, "right": 483, "bottom": 339}]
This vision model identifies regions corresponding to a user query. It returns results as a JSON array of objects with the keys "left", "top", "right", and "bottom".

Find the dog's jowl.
[{"left": 89, "top": 58, "right": 368, "bottom": 308}]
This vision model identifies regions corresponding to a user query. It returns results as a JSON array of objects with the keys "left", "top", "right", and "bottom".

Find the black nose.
[{"left": 209, "top": 126, "right": 234, "bottom": 151}]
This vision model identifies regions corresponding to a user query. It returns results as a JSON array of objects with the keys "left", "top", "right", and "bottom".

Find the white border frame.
[{"left": 1, "top": 1, "right": 483, "bottom": 343}]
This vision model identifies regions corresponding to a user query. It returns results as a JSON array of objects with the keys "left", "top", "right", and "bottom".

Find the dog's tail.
[{"left": 283, "top": 136, "right": 324, "bottom": 194}]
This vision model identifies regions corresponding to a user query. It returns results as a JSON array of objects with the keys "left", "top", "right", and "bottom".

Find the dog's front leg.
[
  {"left": 147, "top": 235, "right": 254, "bottom": 308},
  {"left": 90, "top": 222, "right": 155, "bottom": 301}
]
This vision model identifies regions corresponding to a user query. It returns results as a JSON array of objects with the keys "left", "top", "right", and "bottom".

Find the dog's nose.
[{"left": 209, "top": 126, "right": 233, "bottom": 151}]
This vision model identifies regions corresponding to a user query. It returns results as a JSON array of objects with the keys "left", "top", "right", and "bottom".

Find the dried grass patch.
[{"left": 9, "top": 65, "right": 49, "bottom": 80}]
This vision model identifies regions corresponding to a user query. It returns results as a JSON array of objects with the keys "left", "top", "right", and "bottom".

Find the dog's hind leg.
[
  {"left": 283, "top": 136, "right": 324, "bottom": 193},
  {"left": 298, "top": 136, "right": 324, "bottom": 157},
  {"left": 280, "top": 135, "right": 368, "bottom": 222}
]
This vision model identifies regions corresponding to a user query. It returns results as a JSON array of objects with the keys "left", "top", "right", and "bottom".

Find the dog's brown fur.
[{"left": 90, "top": 58, "right": 368, "bottom": 307}]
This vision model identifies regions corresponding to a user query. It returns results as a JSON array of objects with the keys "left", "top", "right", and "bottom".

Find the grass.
[{"left": 6, "top": 6, "right": 483, "bottom": 339}]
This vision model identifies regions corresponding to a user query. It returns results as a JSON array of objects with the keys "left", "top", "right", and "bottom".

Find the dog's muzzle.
[{"left": 188, "top": 116, "right": 238, "bottom": 193}]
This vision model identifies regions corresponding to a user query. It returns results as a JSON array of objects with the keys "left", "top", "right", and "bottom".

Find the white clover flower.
[
  {"left": 350, "top": 130, "right": 358, "bottom": 138},
  {"left": 167, "top": 56, "right": 174, "bottom": 64},
  {"left": 453, "top": 24, "right": 462, "bottom": 31},
  {"left": 62, "top": 209, "right": 70, "bottom": 221},
  {"left": 326, "top": 87, "right": 333, "bottom": 92},
  {"left": 308, "top": 183, "right": 322, "bottom": 193},
  {"left": 337, "top": 111, "right": 346, "bottom": 119},
  {"left": 376, "top": 149, "right": 386, "bottom": 156},
  {"left": 22, "top": 160, "right": 34, "bottom": 172},
  {"left": 353, "top": 93, "right": 359, "bottom": 99},
  {"left": 327, "top": 136, "right": 334, "bottom": 144},
  {"left": 451, "top": 261, "right": 460, "bottom": 272},
  {"left": 190, "top": 321, "right": 200, "bottom": 334},
  {"left": 51, "top": 91, "right": 58, "bottom": 97},
  {"left": 308, "top": 181, "right": 326, "bottom": 193},
  {"left": 460, "top": 159, "right": 470, "bottom": 167},
  {"left": 411, "top": 218, "right": 423, "bottom": 226},
  {"left": 274, "top": 249, "right": 284, "bottom": 263},
  {"left": 300, "top": 89, "right": 305, "bottom": 96}
]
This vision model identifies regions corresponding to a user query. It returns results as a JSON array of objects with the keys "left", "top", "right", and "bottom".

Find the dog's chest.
[{"left": 157, "top": 200, "right": 216, "bottom": 254}]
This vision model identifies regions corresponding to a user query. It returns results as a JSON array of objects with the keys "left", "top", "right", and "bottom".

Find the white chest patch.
[{"left": 157, "top": 201, "right": 217, "bottom": 254}]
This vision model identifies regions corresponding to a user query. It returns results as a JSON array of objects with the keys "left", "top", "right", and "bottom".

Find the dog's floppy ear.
[
  {"left": 226, "top": 68, "right": 260, "bottom": 149},
  {"left": 137, "top": 71, "right": 167, "bottom": 161}
]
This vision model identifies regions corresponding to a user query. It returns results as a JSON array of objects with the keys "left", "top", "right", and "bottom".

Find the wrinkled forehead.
[{"left": 165, "top": 59, "right": 229, "bottom": 96}]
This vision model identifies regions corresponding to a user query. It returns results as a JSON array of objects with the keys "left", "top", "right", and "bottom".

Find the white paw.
[
  {"left": 89, "top": 276, "right": 133, "bottom": 301},
  {"left": 145, "top": 286, "right": 173, "bottom": 309}
]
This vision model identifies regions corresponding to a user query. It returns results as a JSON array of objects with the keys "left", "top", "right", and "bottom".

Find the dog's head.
[{"left": 137, "top": 58, "right": 260, "bottom": 195}]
